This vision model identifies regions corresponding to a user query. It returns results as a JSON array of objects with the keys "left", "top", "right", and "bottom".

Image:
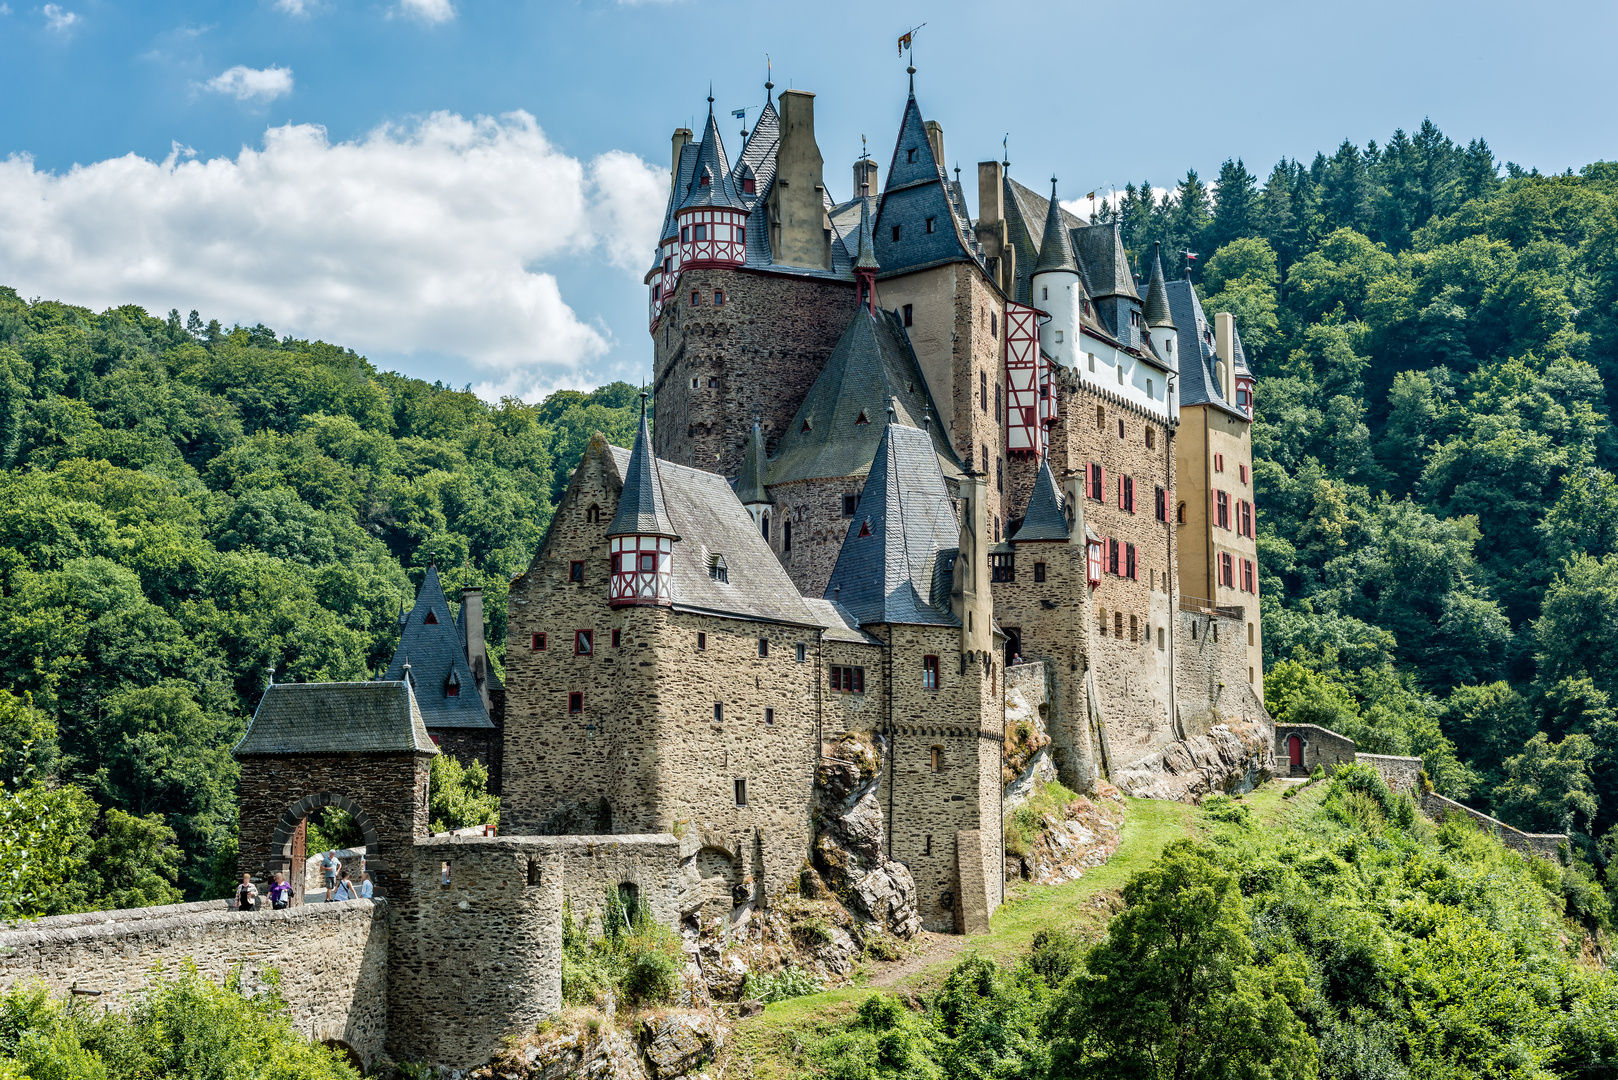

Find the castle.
[{"left": 0, "top": 71, "right": 1277, "bottom": 1072}]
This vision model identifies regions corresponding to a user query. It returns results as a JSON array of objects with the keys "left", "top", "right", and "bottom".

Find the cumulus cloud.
[
  {"left": 0, "top": 111, "right": 667, "bottom": 400},
  {"left": 41, "top": 4, "right": 78, "bottom": 30},
  {"left": 398, "top": 0, "right": 454, "bottom": 22},
  {"left": 1060, "top": 185, "right": 1172, "bottom": 220},
  {"left": 204, "top": 65, "right": 294, "bottom": 103}
]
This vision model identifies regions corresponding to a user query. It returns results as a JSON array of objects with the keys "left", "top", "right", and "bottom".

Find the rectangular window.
[
  {"left": 713, "top": 702, "right": 724, "bottom": 723},
  {"left": 693, "top": 224, "right": 707, "bottom": 241},
  {"left": 734, "top": 778, "right": 747, "bottom": 806},
  {"left": 714, "top": 290, "right": 724, "bottom": 306},
  {"left": 1034, "top": 562, "right": 1046, "bottom": 583},
  {"left": 925, "top": 217, "right": 936, "bottom": 233},
  {"left": 1155, "top": 486, "right": 1167, "bottom": 522},
  {"left": 796, "top": 642, "right": 807, "bottom": 663},
  {"left": 1249, "top": 622, "right": 1256, "bottom": 646},
  {"left": 652, "top": 284, "right": 661, "bottom": 300},
  {"left": 531, "top": 632, "right": 546, "bottom": 651},
  {"left": 569, "top": 560, "right": 584, "bottom": 582},
  {"left": 611, "top": 629, "right": 621, "bottom": 648},
  {"left": 681, "top": 225, "right": 689, "bottom": 242},
  {"left": 1243, "top": 559, "right": 1256, "bottom": 593},
  {"left": 765, "top": 707, "right": 775, "bottom": 726},
  {"left": 1221, "top": 552, "right": 1235, "bottom": 588},
  {"left": 1126, "top": 543, "right": 1137, "bottom": 580},
  {"left": 1240, "top": 463, "right": 1248, "bottom": 484},
  {"left": 1095, "top": 405, "right": 1105, "bottom": 431},
  {"left": 831, "top": 666, "right": 865, "bottom": 693},
  {"left": 575, "top": 630, "right": 593, "bottom": 655},
  {"left": 1130, "top": 614, "right": 1138, "bottom": 642},
  {"left": 1214, "top": 452, "right": 1225, "bottom": 472},
  {"left": 691, "top": 290, "right": 700, "bottom": 306},
  {"left": 903, "top": 304, "right": 912, "bottom": 326},
  {"left": 990, "top": 553, "right": 1015, "bottom": 583},
  {"left": 995, "top": 382, "right": 1002, "bottom": 422},
  {"left": 758, "top": 638, "right": 769, "bottom": 658},
  {"left": 568, "top": 691, "right": 583, "bottom": 713},
  {"left": 923, "top": 655, "right": 939, "bottom": 690},
  {"left": 1216, "top": 491, "right": 1230, "bottom": 530},
  {"left": 1122, "top": 476, "right": 1135, "bottom": 513},
  {"left": 930, "top": 746, "right": 942, "bottom": 773},
  {"left": 1158, "top": 626, "right": 1166, "bottom": 650},
  {"left": 843, "top": 494, "right": 858, "bottom": 516},
  {"left": 892, "top": 225, "right": 902, "bottom": 242},
  {"left": 1098, "top": 607, "right": 1107, "bottom": 634},
  {"left": 980, "top": 371, "right": 988, "bottom": 412},
  {"left": 697, "top": 632, "right": 706, "bottom": 651},
  {"left": 1114, "top": 611, "right": 1124, "bottom": 639},
  {"left": 1108, "top": 538, "right": 1120, "bottom": 575},
  {"left": 1088, "top": 463, "right": 1103, "bottom": 501}
]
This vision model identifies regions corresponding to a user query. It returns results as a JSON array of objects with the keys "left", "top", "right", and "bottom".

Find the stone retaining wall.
[
  {"left": 1356, "top": 753, "right": 1423, "bottom": 794},
  {"left": 1274, "top": 723, "right": 1357, "bottom": 777},
  {"left": 0, "top": 898, "right": 389, "bottom": 1067},
  {"left": 1421, "top": 792, "right": 1566, "bottom": 860}
]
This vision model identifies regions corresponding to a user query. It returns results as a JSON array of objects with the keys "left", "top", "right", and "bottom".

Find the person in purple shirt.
[{"left": 268, "top": 871, "right": 294, "bottom": 909}]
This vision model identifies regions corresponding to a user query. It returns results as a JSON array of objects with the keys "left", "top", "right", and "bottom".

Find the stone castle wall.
[
  {"left": 1355, "top": 753, "right": 1424, "bottom": 793},
  {"left": 1419, "top": 793, "right": 1566, "bottom": 860},
  {"left": 1273, "top": 722, "right": 1358, "bottom": 777},
  {"left": 0, "top": 899, "right": 389, "bottom": 1068},
  {"left": 652, "top": 268, "right": 853, "bottom": 476},
  {"left": 768, "top": 475, "right": 864, "bottom": 599}
]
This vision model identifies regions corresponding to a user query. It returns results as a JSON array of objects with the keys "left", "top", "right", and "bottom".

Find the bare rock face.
[
  {"left": 812, "top": 736, "right": 921, "bottom": 939},
  {"left": 468, "top": 1011, "right": 721, "bottom": 1080},
  {"left": 638, "top": 1013, "right": 721, "bottom": 1080},
  {"left": 1112, "top": 719, "right": 1274, "bottom": 801}
]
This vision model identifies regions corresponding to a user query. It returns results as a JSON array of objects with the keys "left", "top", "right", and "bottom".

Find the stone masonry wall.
[
  {"left": 877, "top": 623, "right": 1002, "bottom": 932},
  {"left": 769, "top": 475, "right": 864, "bottom": 599},
  {"left": 1356, "top": 753, "right": 1423, "bottom": 793},
  {"left": 1273, "top": 723, "right": 1358, "bottom": 777},
  {"left": 237, "top": 753, "right": 429, "bottom": 898},
  {"left": 652, "top": 268, "right": 853, "bottom": 477},
  {"left": 821, "top": 638, "right": 887, "bottom": 738},
  {"left": 1419, "top": 793, "right": 1567, "bottom": 860},
  {"left": 0, "top": 899, "right": 388, "bottom": 1067},
  {"left": 644, "top": 610, "right": 821, "bottom": 904},
  {"left": 1176, "top": 607, "right": 1264, "bottom": 737}
]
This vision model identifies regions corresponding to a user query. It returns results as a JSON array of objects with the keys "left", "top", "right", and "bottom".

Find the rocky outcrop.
[
  {"left": 466, "top": 1011, "right": 721, "bottom": 1080},
  {"left": 1004, "top": 784, "right": 1125, "bottom": 885},
  {"left": 1111, "top": 719, "right": 1274, "bottom": 801},
  {"left": 810, "top": 734, "right": 920, "bottom": 939}
]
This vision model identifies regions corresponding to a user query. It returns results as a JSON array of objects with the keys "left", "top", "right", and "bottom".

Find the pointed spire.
[
  {"left": 1144, "top": 243, "right": 1176, "bottom": 328},
  {"left": 765, "top": 56, "right": 773, "bottom": 102},
  {"left": 1011, "top": 459, "right": 1070, "bottom": 542},
  {"left": 854, "top": 197, "right": 879, "bottom": 271},
  {"left": 736, "top": 417, "right": 769, "bottom": 506},
  {"left": 907, "top": 63, "right": 915, "bottom": 96},
  {"left": 1033, "top": 177, "right": 1079, "bottom": 275},
  {"left": 607, "top": 393, "right": 679, "bottom": 539}
]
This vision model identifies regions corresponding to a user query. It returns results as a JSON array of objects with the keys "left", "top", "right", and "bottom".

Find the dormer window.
[
  {"left": 858, "top": 518, "right": 872, "bottom": 537},
  {"left": 856, "top": 411, "right": 869, "bottom": 425},
  {"left": 424, "top": 611, "right": 438, "bottom": 625},
  {"left": 925, "top": 217, "right": 936, "bottom": 233},
  {"left": 891, "top": 225, "right": 902, "bottom": 242},
  {"left": 446, "top": 672, "right": 461, "bottom": 698},
  {"left": 742, "top": 177, "right": 756, "bottom": 194},
  {"left": 802, "top": 419, "right": 812, "bottom": 432},
  {"left": 699, "top": 172, "right": 711, "bottom": 186},
  {"left": 709, "top": 553, "right": 728, "bottom": 583},
  {"left": 907, "top": 148, "right": 917, "bottom": 163}
]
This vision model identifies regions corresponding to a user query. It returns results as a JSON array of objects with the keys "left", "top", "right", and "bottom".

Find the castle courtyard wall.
[{"left": 0, "top": 899, "right": 389, "bottom": 1068}]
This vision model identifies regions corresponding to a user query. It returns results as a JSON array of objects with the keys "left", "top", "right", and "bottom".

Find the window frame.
[
  {"left": 568, "top": 690, "right": 583, "bottom": 714},
  {"left": 574, "top": 629, "right": 593, "bottom": 656},
  {"left": 531, "top": 632, "right": 546, "bottom": 651},
  {"left": 923, "top": 654, "right": 939, "bottom": 690},
  {"left": 1034, "top": 561, "right": 1047, "bottom": 583},
  {"left": 734, "top": 777, "right": 747, "bottom": 807}
]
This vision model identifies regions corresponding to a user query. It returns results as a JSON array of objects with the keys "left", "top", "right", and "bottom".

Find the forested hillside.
[
  {"left": 0, "top": 290, "right": 642, "bottom": 908},
  {"left": 0, "top": 118, "right": 1615, "bottom": 918},
  {"left": 1099, "top": 125, "right": 1618, "bottom": 882}
]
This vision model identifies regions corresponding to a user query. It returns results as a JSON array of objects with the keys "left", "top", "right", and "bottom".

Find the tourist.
[
  {"left": 268, "top": 871, "right": 293, "bottom": 910},
  {"left": 1012, "top": 653, "right": 1023, "bottom": 665},
  {"left": 358, "top": 871, "right": 374, "bottom": 900},
  {"left": 331, "top": 869, "right": 355, "bottom": 902},
  {"left": 234, "top": 873, "right": 259, "bottom": 912},
  {"left": 320, "top": 850, "right": 341, "bottom": 901}
]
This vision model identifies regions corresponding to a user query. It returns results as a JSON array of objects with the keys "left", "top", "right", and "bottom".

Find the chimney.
[
  {"left": 924, "top": 121, "right": 946, "bottom": 176},
  {"left": 1214, "top": 312, "right": 1236, "bottom": 402},
  {"left": 975, "top": 161, "right": 1014, "bottom": 293},
  {"left": 949, "top": 471, "right": 994, "bottom": 657},
  {"left": 977, "top": 161, "right": 1003, "bottom": 226},
  {"left": 670, "top": 127, "right": 693, "bottom": 190},
  {"left": 459, "top": 586, "right": 492, "bottom": 710},
  {"left": 769, "top": 90, "right": 831, "bottom": 270},
  {"left": 853, "top": 157, "right": 878, "bottom": 197}
]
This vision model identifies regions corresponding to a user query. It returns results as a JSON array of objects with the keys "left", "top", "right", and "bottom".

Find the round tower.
[
  {"left": 607, "top": 395, "right": 680, "bottom": 607},
  {"left": 1029, "top": 178, "right": 1084, "bottom": 371}
]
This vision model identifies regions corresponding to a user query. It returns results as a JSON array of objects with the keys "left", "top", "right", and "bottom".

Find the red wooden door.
[{"left": 1287, "top": 735, "right": 1303, "bottom": 767}]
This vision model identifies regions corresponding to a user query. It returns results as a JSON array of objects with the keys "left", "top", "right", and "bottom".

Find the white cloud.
[
  {"left": 274, "top": 0, "right": 312, "bottom": 13},
  {"left": 41, "top": 4, "right": 78, "bottom": 30},
  {"left": 0, "top": 111, "right": 667, "bottom": 400},
  {"left": 1061, "top": 185, "right": 1172, "bottom": 220},
  {"left": 398, "top": 0, "right": 454, "bottom": 22},
  {"left": 0, "top": 6, "right": 13, "bottom": 17},
  {"left": 203, "top": 65, "right": 294, "bottom": 103}
]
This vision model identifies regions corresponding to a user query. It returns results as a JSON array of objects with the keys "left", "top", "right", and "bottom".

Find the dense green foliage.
[
  {"left": 1099, "top": 127, "right": 1618, "bottom": 870},
  {"left": 0, "top": 287, "right": 641, "bottom": 910},
  {"left": 814, "top": 774, "right": 1618, "bottom": 1080},
  {"left": 0, "top": 963, "right": 359, "bottom": 1078},
  {"left": 560, "top": 884, "right": 684, "bottom": 1009}
]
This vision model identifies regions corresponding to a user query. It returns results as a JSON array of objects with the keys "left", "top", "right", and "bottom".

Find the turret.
[
  {"left": 736, "top": 418, "right": 771, "bottom": 537},
  {"left": 1143, "top": 243, "right": 1179, "bottom": 371},
  {"left": 607, "top": 395, "right": 680, "bottom": 607},
  {"left": 1030, "top": 178, "right": 1084, "bottom": 372},
  {"left": 853, "top": 196, "right": 879, "bottom": 314}
]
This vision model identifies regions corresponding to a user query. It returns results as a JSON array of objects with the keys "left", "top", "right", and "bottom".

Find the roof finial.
[
  {"left": 707, "top": 82, "right": 714, "bottom": 116},
  {"left": 923, "top": 399, "right": 931, "bottom": 434},
  {"left": 765, "top": 55, "right": 773, "bottom": 99},
  {"left": 639, "top": 390, "right": 649, "bottom": 420},
  {"left": 1002, "top": 133, "right": 1010, "bottom": 169},
  {"left": 887, "top": 396, "right": 898, "bottom": 426},
  {"left": 907, "top": 64, "right": 915, "bottom": 94},
  {"left": 267, "top": 664, "right": 275, "bottom": 686}
]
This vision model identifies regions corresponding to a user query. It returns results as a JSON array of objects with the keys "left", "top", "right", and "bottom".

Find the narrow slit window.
[
  {"left": 696, "top": 632, "right": 706, "bottom": 651},
  {"left": 734, "top": 777, "right": 747, "bottom": 806},
  {"left": 568, "top": 691, "right": 583, "bottom": 713},
  {"left": 764, "top": 707, "right": 775, "bottom": 726},
  {"left": 758, "top": 638, "right": 769, "bottom": 658},
  {"left": 713, "top": 702, "right": 724, "bottom": 723},
  {"left": 796, "top": 642, "right": 807, "bottom": 663}
]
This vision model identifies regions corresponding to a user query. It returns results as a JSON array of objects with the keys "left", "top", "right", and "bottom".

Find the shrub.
[
  {"left": 741, "top": 965, "right": 824, "bottom": 1003},
  {"left": 1026, "top": 927, "right": 1085, "bottom": 987},
  {"left": 559, "top": 892, "right": 683, "bottom": 1009},
  {"left": 1005, "top": 781, "right": 1079, "bottom": 856},
  {"left": 1201, "top": 794, "right": 1253, "bottom": 827}
]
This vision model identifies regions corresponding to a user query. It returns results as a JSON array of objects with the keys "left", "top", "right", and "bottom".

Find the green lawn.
[{"left": 726, "top": 791, "right": 1216, "bottom": 1080}]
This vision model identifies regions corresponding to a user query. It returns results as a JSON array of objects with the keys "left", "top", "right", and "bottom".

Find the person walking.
[
  {"left": 319, "top": 851, "right": 341, "bottom": 902},
  {"left": 357, "top": 871, "right": 374, "bottom": 900},
  {"left": 331, "top": 869, "right": 355, "bottom": 902},
  {"left": 234, "top": 873, "right": 259, "bottom": 912},
  {"left": 268, "top": 872, "right": 293, "bottom": 910}
]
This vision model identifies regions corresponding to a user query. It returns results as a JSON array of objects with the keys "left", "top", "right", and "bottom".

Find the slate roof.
[
  {"left": 1011, "top": 459, "right": 1070, "bottom": 542},
  {"left": 768, "top": 306, "right": 963, "bottom": 487},
  {"left": 823, "top": 420, "right": 961, "bottom": 629},
  {"left": 605, "top": 446, "right": 821, "bottom": 627},
  {"left": 380, "top": 564, "right": 494, "bottom": 730},
  {"left": 1164, "top": 279, "right": 1248, "bottom": 420},
  {"left": 1073, "top": 222, "right": 1139, "bottom": 301},
  {"left": 607, "top": 401, "right": 679, "bottom": 538},
  {"left": 853, "top": 197, "right": 879, "bottom": 271},
  {"left": 735, "top": 420, "right": 769, "bottom": 505},
  {"left": 235, "top": 681, "right": 437, "bottom": 757},
  {"left": 872, "top": 92, "right": 984, "bottom": 277},
  {"left": 1032, "top": 179, "right": 1080, "bottom": 275},
  {"left": 802, "top": 598, "right": 883, "bottom": 645},
  {"left": 1143, "top": 244, "right": 1176, "bottom": 328},
  {"left": 676, "top": 106, "right": 747, "bottom": 212}
]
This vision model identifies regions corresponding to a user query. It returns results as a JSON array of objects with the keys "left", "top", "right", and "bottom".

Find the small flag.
[
  {"left": 897, "top": 31, "right": 912, "bottom": 54},
  {"left": 732, "top": 108, "right": 746, "bottom": 120},
  {"left": 1086, "top": 191, "right": 1096, "bottom": 200}
]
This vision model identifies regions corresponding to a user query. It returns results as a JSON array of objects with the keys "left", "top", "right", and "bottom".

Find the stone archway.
[{"left": 267, "top": 792, "right": 383, "bottom": 897}]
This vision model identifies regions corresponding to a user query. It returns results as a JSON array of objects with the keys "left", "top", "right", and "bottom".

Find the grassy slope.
[{"left": 727, "top": 794, "right": 1212, "bottom": 1080}]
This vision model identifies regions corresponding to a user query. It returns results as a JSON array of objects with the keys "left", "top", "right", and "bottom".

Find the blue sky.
[{"left": 2, "top": 0, "right": 1614, "bottom": 399}]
